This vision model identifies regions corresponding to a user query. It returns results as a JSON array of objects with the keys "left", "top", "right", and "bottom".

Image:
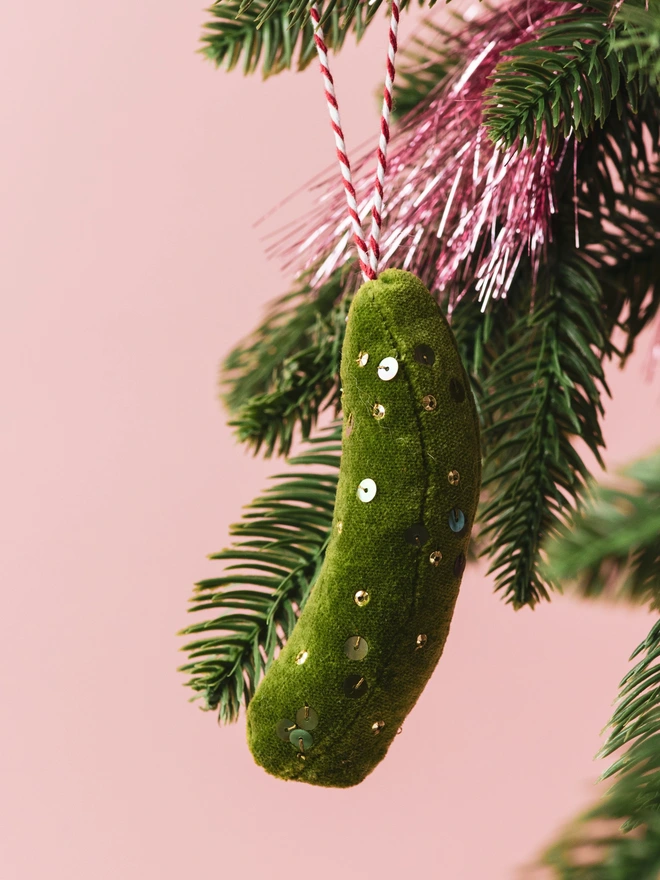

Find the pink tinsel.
[{"left": 273, "top": 0, "right": 575, "bottom": 310}]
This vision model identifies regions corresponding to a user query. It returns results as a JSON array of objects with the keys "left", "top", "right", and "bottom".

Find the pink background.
[{"left": 2, "top": 2, "right": 659, "bottom": 878}]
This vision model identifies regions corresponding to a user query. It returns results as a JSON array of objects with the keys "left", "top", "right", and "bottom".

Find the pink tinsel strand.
[{"left": 272, "top": 0, "right": 575, "bottom": 311}]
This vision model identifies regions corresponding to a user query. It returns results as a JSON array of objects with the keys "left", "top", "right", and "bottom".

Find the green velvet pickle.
[{"left": 246, "top": 269, "right": 482, "bottom": 787}]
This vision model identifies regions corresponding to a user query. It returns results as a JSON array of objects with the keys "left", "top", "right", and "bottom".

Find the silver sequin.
[
  {"left": 377, "top": 356, "right": 399, "bottom": 381},
  {"left": 357, "top": 478, "right": 377, "bottom": 502}
]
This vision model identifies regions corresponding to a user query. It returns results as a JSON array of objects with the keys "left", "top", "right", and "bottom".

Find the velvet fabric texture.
[{"left": 246, "top": 269, "right": 482, "bottom": 787}]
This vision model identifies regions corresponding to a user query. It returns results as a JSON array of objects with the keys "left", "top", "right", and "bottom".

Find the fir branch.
[
  {"left": 541, "top": 736, "right": 660, "bottom": 877},
  {"left": 221, "top": 269, "right": 346, "bottom": 415},
  {"left": 484, "top": 1, "right": 649, "bottom": 151},
  {"left": 179, "top": 425, "right": 341, "bottom": 723},
  {"left": 540, "top": 620, "right": 660, "bottom": 877},
  {"left": 450, "top": 286, "right": 523, "bottom": 394},
  {"left": 536, "top": 453, "right": 660, "bottom": 875},
  {"left": 600, "top": 619, "right": 660, "bottom": 798},
  {"left": 221, "top": 268, "right": 354, "bottom": 456},
  {"left": 392, "top": 19, "right": 459, "bottom": 119},
  {"left": 489, "top": 99, "right": 660, "bottom": 610},
  {"left": 201, "top": 0, "right": 410, "bottom": 78},
  {"left": 542, "top": 452, "right": 660, "bottom": 609},
  {"left": 574, "top": 95, "right": 660, "bottom": 362},
  {"left": 229, "top": 293, "right": 349, "bottom": 456},
  {"left": 617, "top": 1, "right": 660, "bottom": 88},
  {"left": 479, "top": 254, "right": 610, "bottom": 609}
]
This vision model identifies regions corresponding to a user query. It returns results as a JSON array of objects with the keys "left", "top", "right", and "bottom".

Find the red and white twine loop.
[{"left": 310, "top": 2, "right": 400, "bottom": 282}]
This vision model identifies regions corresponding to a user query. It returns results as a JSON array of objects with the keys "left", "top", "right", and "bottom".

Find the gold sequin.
[
  {"left": 422, "top": 394, "right": 437, "bottom": 412},
  {"left": 295, "top": 705, "right": 319, "bottom": 731},
  {"left": 371, "top": 721, "right": 385, "bottom": 735},
  {"left": 295, "top": 650, "right": 308, "bottom": 665},
  {"left": 344, "top": 635, "right": 369, "bottom": 661},
  {"left": 416, "top": 634, "right": 428, "bottom": 650},
  {"left": 429, "top": 550, "right": 443, "bottom": 566},
  {"left": 354, "top": 590, "right": 370, "bottom": 607},
  {"left": 275, "top": 718, "right": 296, "bottom": 741},
  {"left": 357, "top": 351, "right": 369, "bottom": 367},
  {"left": 372, "top": 402, "right": 386, "bottom": 420},
  {"left": 448, "top": 469, "right": 460, "bottom": 486}
]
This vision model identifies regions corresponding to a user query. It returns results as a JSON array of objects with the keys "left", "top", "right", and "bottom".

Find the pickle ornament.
[{"left": 246, "top": 269, "right": 481, "bottom": 787}]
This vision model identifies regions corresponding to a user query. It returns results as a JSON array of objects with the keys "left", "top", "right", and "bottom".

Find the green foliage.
[
  {"left": 392, "top": 19, "right": 458, "bottom": 119},
  {"left": 538, "top": 454, "right": 660, "bottom": 876},
  {"left": 617, "top": 1, "right": 660, "bottom": 88},
  {"left": 201, "top": 0, "right": 407, "bottom": 78},
  {"left": 480, "top": 95, "right": 660, "bottom": 610},
  {"left": 229, "top": 291, "right": 348, "bottom": 457},
  {"left": 222, "top": 269, "right": 351, "bottom": 456},
  {"left": 543, "top": 452, "right": 660, "bottom": 609},
  {"left": 575, "top": 95, "right": 660, "bottom": 361},
  {"left": 542, "top": 738, "right": 660, "bottom": 877},
  {"left": 222, "top": 271, "right": 346, "bottom": 415},
  {"left": 479, "top": 255, "right": 609, "bottom": 608},
  {"left": 601, "top": 618, "right": 660, "bottom": 794},
  {"left": 483, "top": 0, "right": 649, "bottom": 151},
  {"left": 450, "top": 290, "right": 520, "bottom": 402},
  {"left": 541, "top": 620, "right": 660, "bottom": 877},
  {"left": 462, "top": 98, "right": 660, "bottom": 606},
  {"left": 179, "top": 426, "right": 341, "bottom": 723}
]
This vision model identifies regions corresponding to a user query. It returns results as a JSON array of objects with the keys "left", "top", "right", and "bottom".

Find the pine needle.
[{"left": 179, "top": 424, "right": 341, "bottom": 723}]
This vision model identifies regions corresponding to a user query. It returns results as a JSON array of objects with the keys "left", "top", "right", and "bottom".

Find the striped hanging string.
[{"left": 310, "top": 2, "right": 400, "bottom": 283}]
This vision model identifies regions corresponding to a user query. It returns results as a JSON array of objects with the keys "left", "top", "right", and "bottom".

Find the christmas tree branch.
[
  {"left": 392, "top": 18, "right": 461, "bottom": 119},
  {"left": 617, "top": 1, "right": 660, "bottom": 88},
  {"left": 539, "top": 621, "right": 660, "bottom": 877},
  {"left": 479, "top": 254, "right": 610, "bottom": 608},
  {"left": 537, "top": 454, "right": 660, "bottom": 875},
  {"left": 542, "top": 452, "right": 660, "bottom": 610},
  {"left": 222, "top": 269, "right": 346, "bottom": 414},
  {"left": 483, "top": 0, "right": 648, "bottom": 151},
  {"left": 221, "top": 267, "right": 355, "bottom": 456},
  {"left": 201, "top": 0, "right": 415, "bottom": 78},
  {"left": 179, "top": 425, "right": 341, "bottom": 722},
  {"left": 600, "top": 617, "right": 660, "bottom": 795},
  {"left": 577, "top": 111, "right": 660, "bottom": 360},
  {"left": 541, "top": 731, "right": 660, "bottom": 877},
  {"left": 480, "top": 97, "right": 660, "bottom": 609},
  {"left": 217, "top": 100, "right": 660, "bottom": 602},
  {"left": 229, "top": 293, "right": 348, "bottom": 456}
]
